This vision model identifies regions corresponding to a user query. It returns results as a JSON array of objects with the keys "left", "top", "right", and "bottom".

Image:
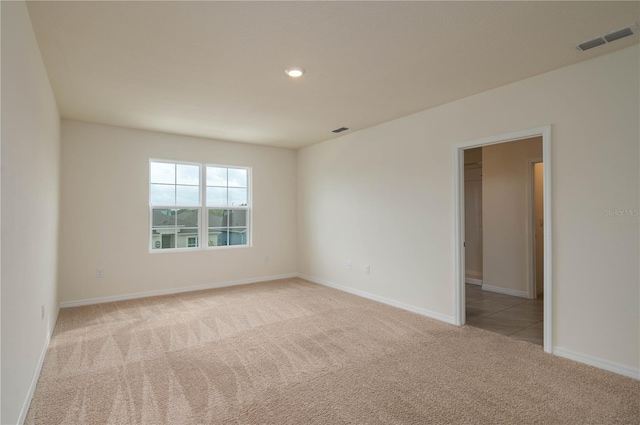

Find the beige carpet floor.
[{"left": 26, "top": 278, "right": 639, "bottom": 424}]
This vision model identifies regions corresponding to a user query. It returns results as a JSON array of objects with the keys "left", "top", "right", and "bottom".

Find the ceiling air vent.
[
  {"left": 332, "top": 127, "right": 349, "bottom": 133},
  {"left": 576, "top": 24, "right": 638, "bottom": 52},
  {"left": 577, "top": 37, "right": 606, "bottom": 52},
  {"left": 604, "top": 26, "right": 636, "bottom": 43}
]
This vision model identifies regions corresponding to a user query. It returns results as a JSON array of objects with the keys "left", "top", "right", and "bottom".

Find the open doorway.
[
  {"left": 454, "top": 126, "right": 552, "bottom": 353},
  {"left": 462, "top": 141, "right": 543, "bottom": 345}
]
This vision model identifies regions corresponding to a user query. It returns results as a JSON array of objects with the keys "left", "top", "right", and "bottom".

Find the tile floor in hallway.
[{"left": 465, "top": 283, "right": 543, "bottom": 346}]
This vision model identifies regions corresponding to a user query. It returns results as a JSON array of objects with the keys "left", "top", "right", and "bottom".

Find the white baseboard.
[
  {"left": 465, "top": 278, "right": 483, "bottom": 286},
  {"left": 553, "top": 347, "right": 640, "bottom": 380},
  {"left": 18, "top": 306, "right": 60, "bottom": 424},
  {"left": 482, "top": 284, "right": 529, "bottom": 298},
  {"left": 298, "top": 274, "right": 456, "bottom": 325},
  {"left": 59, "top": 273, "right": 298, "bottom": 308}
]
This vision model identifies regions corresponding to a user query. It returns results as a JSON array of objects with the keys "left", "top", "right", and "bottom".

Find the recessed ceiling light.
[{"left": 285, "top": 67, "right": 305, "bottom": 78}]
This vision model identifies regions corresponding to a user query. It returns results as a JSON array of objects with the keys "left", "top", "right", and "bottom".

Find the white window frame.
[
  {"left": 149, "top": 159, "right": 202, "bottom": 252},
  {"left": 205, "top": 164, "right": 251, "bottom": 250},
  {"left": 149, "top": 160, "right": 251, "bottom": 253}
]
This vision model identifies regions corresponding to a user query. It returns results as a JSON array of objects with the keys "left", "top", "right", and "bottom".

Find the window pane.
[
  {"left": 150, "top": 184, "right": 175, "bottom": 206},
  {"left": 206, "top": 167, "right": 227, "bottom": 186},
  {"left": 152, "top": 209, "right": 175, "bottom": 227},
  {"left": 177, "top": 185, "right": 200, "bottom": 206},
  {"left": 177, "top": 164, "right": 199, "bottom": 185},
  {"left": 228, "top": 188, "right": 247, "bottom": 206},
  {"left": 151, "top": 230, "right": 163, "bottom": 249},
  {"left": 159, "top": 230, "right": 176, "bottom": 249},
  {"left": 150, "top": 162, "right": 175, "bottom": 184},
  {"left": 177, "top": 209, "right": 199, "bottom": 227},
  {"left": 229, "top": 228, "right": 248, "bottom": 246},
  {"left": 206, "top": 187, "right": 227, "bottom": 206},
  {"left": 177, "top": 229, "right": 199, "bottom": 248},
  {"left": 228, "top": 168, "right": 247, "bottom": 188},
  {"left": 228, "top": 209, "right": 247, "bottom": 227},
  {"left": 208, "top": 229, "right": 227, "bottom": 247},
  {"left": 208, "top": 209, "right": 228, "bottom": 227}
]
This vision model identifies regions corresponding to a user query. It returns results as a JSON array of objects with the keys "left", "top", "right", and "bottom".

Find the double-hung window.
[
  {"left": 149, "top": 160, "right": 250, "bottom": 251},
  {"left": 206, "top": 166, "right": 249, "bottom": 247},
  {"left": 150, "top": 161, "right": 201, "bottom": 250}
]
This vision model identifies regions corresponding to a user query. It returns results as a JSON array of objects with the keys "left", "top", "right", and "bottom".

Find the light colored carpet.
[{"left": 26, "top": 278, "right": 639, "bottom": 424}]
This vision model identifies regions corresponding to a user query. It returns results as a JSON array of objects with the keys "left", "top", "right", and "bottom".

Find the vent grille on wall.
[
  {"left": 576, "top": 24, "right": 638, "bottom": 51},
  {"left": 332, "top": 127, "right": 349, "bottom": 133}
]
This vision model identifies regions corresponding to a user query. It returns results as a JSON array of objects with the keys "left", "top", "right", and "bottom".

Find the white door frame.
[{"left": 453, "top": 125, "right": 553, "bottom": 353}]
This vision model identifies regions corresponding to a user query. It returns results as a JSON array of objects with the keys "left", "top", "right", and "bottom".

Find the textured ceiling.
[{"left": 27, "top": 1, "right": 639, "bottom": 149}]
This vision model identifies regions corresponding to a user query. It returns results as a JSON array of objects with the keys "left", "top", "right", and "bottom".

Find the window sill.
[{"left": 149, "top": 244, "right": 252, "bottom": 254}]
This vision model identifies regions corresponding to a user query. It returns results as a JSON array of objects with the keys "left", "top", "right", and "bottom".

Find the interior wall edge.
[
  {"left": 298, "top": 274, "right": 457, "bottom": 325},
  {"left": 16, "top": 307, "right": 60, "bottom": 424},
  {"left": 59, "top": 273, "right": 298, "bottom": 308},
  {"left": 553, "top": 347, "right": 640, "bottom": 380}
]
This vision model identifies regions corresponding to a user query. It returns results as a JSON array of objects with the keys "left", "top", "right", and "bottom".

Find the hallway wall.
[{"left": 482, "top": 137, "right": 542, "bottom": 297}]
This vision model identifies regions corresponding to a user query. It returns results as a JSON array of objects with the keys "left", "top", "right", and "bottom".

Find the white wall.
[
  {"left": 482, "top": 137, "right": 542, "bottom": 297},
  {"left": 298, "top": 45, "right": 639, "bottom": 374},
  {"left": 464, "top": 148, "right": 483, "bottom": 282},
  {"left": 464, "top": 166, "right": 483, "bottom": 281},
  {"left": 59, "top": 120, "right": 297, "bottom": 303},
  {"left": 1, "top": 2, "right": 61, "bottom": 423},
  {"left": 534, "top": 162, "right": 544, "bottom": 295}
]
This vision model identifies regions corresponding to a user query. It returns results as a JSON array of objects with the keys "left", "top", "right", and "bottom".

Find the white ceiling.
[{"left": 27, "top": 1, "right": 639, "bottom": 149}]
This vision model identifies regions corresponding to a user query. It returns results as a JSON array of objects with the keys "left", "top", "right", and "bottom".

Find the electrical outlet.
[
  {"left": 96, "top": 269, "right": 104, "bottom": 278},
  {"left": 41, "top": 305, "right": 45, "bottom": 320},
  {"left": 365, "top": 265, "right": 371, "bottom": 275},
  {"left": 347, "top": 262, "right": 352, "bottom": 271}
]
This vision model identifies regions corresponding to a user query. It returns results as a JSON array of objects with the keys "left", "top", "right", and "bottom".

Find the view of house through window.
[
  {"left": 149, "top": 161, "right": 250, "bottom": 250},
  {"left": 206, "top": 166, "right": 248, "bottom": 247}
]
